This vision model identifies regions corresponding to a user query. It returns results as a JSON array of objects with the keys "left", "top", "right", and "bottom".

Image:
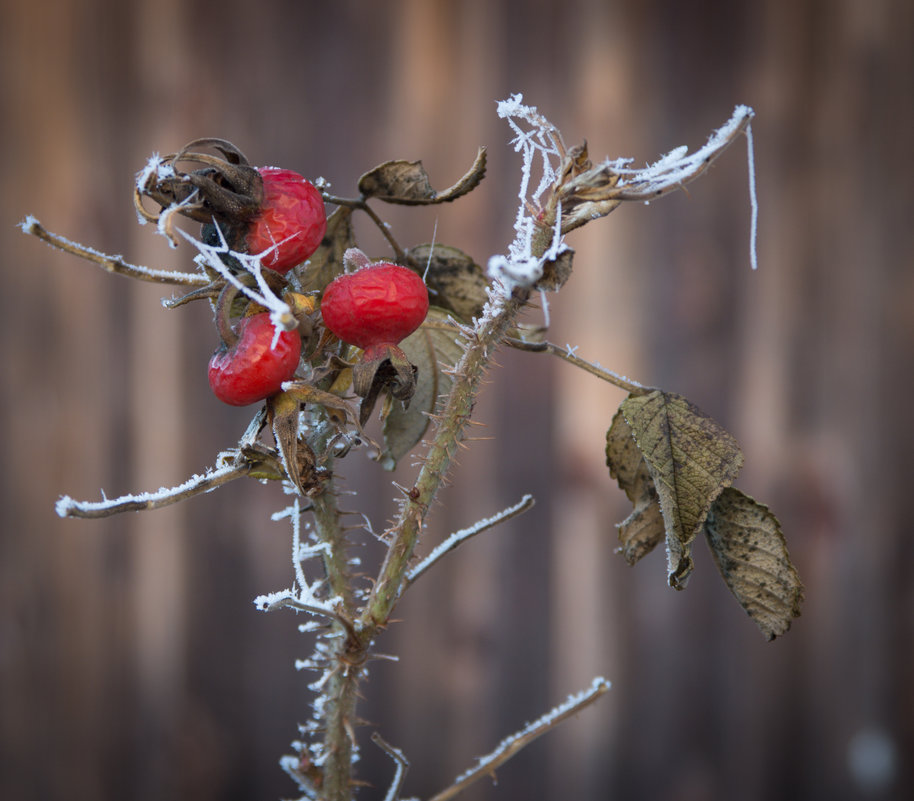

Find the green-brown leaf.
[
  {"left": 379, "top": 308, "right": 467, "bottom": 469},
  {"left": 621, "top": 390, "right": 744, "bottom": 589},
  {"left": 406, "top": 243, "right": 489, "bottom": 322},
  {"left": 298, "top": 205, "right": 354, "bottom": 293},
  {"left": 705, "top": 487, "right": 804, "bottom": 640},
  {"left": 358, "top": 147, "right": 487, "bottom": 205}
]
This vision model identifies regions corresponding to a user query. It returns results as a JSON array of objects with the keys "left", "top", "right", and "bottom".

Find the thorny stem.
[
  {"left": 307, "top": 426, "right": 363, "bottom": 801},
  {"left": 362, "top": 288, "right": 534, "bottom": 630},
  {"left": 360, "top": 221, "right": 561, "bottom": 632}
]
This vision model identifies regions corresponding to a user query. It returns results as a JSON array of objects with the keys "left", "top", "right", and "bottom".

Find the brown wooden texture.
[{"left": 1, "top": 1, "right": 911, "bottom": 799}]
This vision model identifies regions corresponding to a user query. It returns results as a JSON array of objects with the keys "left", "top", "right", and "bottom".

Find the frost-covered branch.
[
  {"left": 427, "top": 677, "right": 611, "bottom": 801},
  {"left": 406, "top": 494, "right": 535, "bottom": 584},
  {"left": 20, "top": 216, "right": 209, "bottom": 286},
  {"left": 486, "top": 94, "right": 571, "bottom": 290},
  {"left": 372, "top": 732, "right": 410, "bottom": 801},
  {"left": 610, "top": 104, "right": 754, "bottom": 200},
  {"left": 55, "top": 459, "right": 250, "bottom": 519},
  {"left": 556, "top": 104, "right": 759, "bottom": 268}
]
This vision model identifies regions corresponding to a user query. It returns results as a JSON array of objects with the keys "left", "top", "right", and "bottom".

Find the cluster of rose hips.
[{"left": 137, "top": 140, "right": 430, "bottom": 412}]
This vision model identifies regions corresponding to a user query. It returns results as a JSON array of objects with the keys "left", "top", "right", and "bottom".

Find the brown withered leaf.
[
  {"left": 268, "top": 391, "right": 320, "bottom": 496},
  {"left": 406, "top": 243, "right": 489, "bottom": 322},
  {"left": 358, "top": 147, "right": 487, "bottom": 205},
  {"left": 379, "top": 308, "right": 467, "bottom": 470},
  {"left": 605, "top": 409, "right": 665, "bottom": 565},
  {"left": 237, "top": 444, "right": 287, "bottom": 482},
  {"left": 536, "top": 247, "right": 575, "bottom": 291},
  {"left": 297, "top": 205, "right": 354, "bottom": 293},
  {"left": 705, "top": 488, "right": 804, "bottom": 640},
  {"left": 557, "top": 163, "right": 623, "bottom": 234},
  {"left": 621, "top": 390, "right": 744, "bottom": 589}
]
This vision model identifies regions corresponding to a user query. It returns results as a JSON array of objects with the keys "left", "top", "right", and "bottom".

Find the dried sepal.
[
  {"left": 134, "top": 138, "right": 265, "bottom": 242},
  {"left": 352, "top": 345, "right": 419, "bottom": 427}
]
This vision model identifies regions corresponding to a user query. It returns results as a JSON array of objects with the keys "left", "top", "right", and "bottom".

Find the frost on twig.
[
  {"left": 371, "top": 732, "right": 410, "bottom": 801},
  {"left": 254, "top": 495, "right": 341, "bottom": 619},
  {"left": 55, "top": 442, "right": 288, "bottom": 519},
  {"left": 56, "top": 460, "right": 247, "bottom": 519},
  {"left": 20, "top": 216, "right": 209, "bottom": 286},
  {"left": 486, "top": 94, "right": 571, "bottom": 291},
  {"left": 406, "top": 494, "right": 535, "bottom": 584},
  {"left": 428, "top": 677, "right": 611, "bottom": 801},
  {"left": 558, "top": 104, "right": 759, "bottom": 269},
  {"left": 488, "top": 97, "right": 760, "bottom": 285}
]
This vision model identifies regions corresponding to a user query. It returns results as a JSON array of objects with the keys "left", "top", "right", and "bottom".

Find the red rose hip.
[
  {"left": 245, "top": 167, "right": 326, "bottom": 273},
  {"left": 321, "top": 262, "right": 429, "bottom": 358},
  {"left": 208, "top": 313, "right": 301, "bottom": 406}
]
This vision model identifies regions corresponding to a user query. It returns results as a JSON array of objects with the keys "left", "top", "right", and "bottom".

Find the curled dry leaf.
[
  {"left": 621, "top": 390, "right": 744, "bottom": 589},
  {"left": 407, "top": 243, "right": 489, "bottom": 322},
  {"left": 358, "top": 147, "right": 487, "bottom": 205},
  {"left": 379, "top": 308, "right": 467, "bottom": 470},
  {"left": 605, "top": 409, "right": 665, "bottom": 565},
  {"left": 705, "top": 488, "right": 803, "bottom": 640}
]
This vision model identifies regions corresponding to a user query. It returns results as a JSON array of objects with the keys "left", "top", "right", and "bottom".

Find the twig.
[
  {"left": 20, "top": 216, "right": 208, "bottom": 286},
  {"left": 55, "top": 461, "right": 250, "bottom": 519},
  {"left": 321, "top": 193, "right": 407, "bottom": 262},
  {"left": 505, "top": 337, "right": 649, "bottom": 395},
  {"left": 427, "top": 677, "right": 611, "bottom": 801},
  {"left": 406, "top": 494, "right": 535, "bottom": 585},
  {"left": 372, "top": 732, "right": 410, "bottom": 801}
]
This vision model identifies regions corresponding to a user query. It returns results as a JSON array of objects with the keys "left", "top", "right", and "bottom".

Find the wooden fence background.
[{"left": 2, "top": 1, "right": 912, "bottom": 799}]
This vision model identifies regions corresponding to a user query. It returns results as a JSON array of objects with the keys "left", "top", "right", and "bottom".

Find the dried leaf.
[
  {"left": 297, "top": 205, "right": 353, "bottom": 293},
  {"left": 379, "top": 308, "right": 467, "bottom": 469},
  {"left": 358, "top": 147, "right": 487, "bottom": 205},
  {"left": 536, "top": 247, "right": 575, "bottom": 291},
  {"left": 605, "top": 409, "right": 664, "bottom": 564},
  {"left": 237, "top": 444, "right": 287, "bottom": 482},
  {"left": 407, "top": 243, "right": 489, "bottom": 321},
  {"left": 621, "top": 391, "right": 744, "bottom": 589},
  {"left": 268, "top": 391, "right": 320, "bottom": 496},
  {"left": 704, "top": 488, "right": 803, "bottom": 640}
]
